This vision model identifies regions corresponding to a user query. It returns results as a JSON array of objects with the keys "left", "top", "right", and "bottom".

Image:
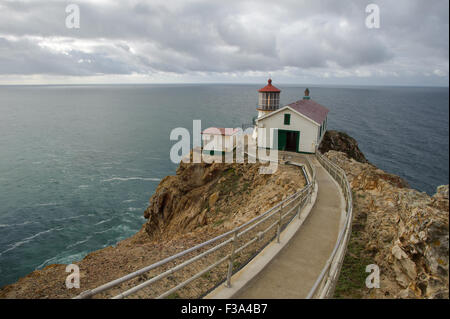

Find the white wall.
[
  {"left": 202, "top": 134, "right": 235, "bottom": 152},
  {"left": 257, "top": 108, "right": 320, "bottom": 153}
]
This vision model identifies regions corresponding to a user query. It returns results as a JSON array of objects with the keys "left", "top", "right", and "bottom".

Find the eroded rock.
[{"left": 326, "top": 150, "right": 448, "bottom": 299}]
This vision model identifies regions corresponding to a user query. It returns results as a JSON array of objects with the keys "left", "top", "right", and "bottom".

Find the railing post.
[
  {"left": 225, "top": 230, "right": 238, "bottom": 288},
  {"left": 277, "top": 204, "right": 283, "bottom": 243},
  {"left": 297, "top": 194, "right": 303, "bottom": 219},
  {"left": 307, "top": 175, "right": 313, "bottom": 204}
]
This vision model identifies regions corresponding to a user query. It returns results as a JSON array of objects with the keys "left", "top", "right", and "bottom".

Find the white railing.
[
  {"left": 74, "top": 157, "right": 316, "bottom": 299},
  {"left": 306, "top": 150, "right": 353, "bottom": 298}
]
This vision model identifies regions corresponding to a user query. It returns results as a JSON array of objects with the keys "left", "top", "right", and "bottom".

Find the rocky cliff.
[
  {"left": 321, "top": 133, "right": 448, "bottom": 299},
  {"left": 143, "top": 159, "right": 305, "bottom": 241},
  {"left": 319, "top": 130, "right": 369, "bottom": 164}
]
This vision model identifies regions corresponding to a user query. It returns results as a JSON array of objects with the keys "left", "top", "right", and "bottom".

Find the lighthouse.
[
  {"left": 256, "top": 79, "right": 281, "bottom": 118},
  {"left": 253, "top": 79, "right": 330, "bottom": 154}
]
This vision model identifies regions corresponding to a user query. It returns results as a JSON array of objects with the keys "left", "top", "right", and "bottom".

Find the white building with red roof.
[
  {"left": 254, "top": 79, "right": 329, "bottom": 154},
  {"left": 201, "top": 127, "right": 240, "bottom": 155}
]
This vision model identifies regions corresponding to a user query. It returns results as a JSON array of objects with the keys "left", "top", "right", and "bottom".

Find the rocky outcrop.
[
  {"left": 326, "top": 150, "right": 448, "bottom": 299},
  {"left": 144, "top": 159, "right": 305, "bottom": 241},
  {"left": 319, "top": 130, "right": 369, "bottom": 164}
]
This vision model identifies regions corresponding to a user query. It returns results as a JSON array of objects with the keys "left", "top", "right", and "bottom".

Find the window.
[{"left": 284, "top": 114, "right": 291, "bottom": 125}]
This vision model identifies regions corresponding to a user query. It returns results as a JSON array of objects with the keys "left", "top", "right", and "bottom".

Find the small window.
[{"left": 284, "top": 114, "right": 291, "bottom": 125}]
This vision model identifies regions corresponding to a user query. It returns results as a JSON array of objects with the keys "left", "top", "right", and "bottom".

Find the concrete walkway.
[{"left": 234, "top": 154, "right": 343, "bottom": 298}]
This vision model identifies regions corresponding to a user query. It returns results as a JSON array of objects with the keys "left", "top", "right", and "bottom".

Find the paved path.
[{"left": 234, "top": 153, "right": 343, "bottom": 298}]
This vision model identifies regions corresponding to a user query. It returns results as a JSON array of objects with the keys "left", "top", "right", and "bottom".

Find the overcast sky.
[{"left": 0, "top": 0, "right": 448, "bottom": 86}]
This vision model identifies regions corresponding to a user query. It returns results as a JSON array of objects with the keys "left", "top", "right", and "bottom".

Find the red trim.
[{"left": 258, "top": 78, "right": 281, "bottom": 93}]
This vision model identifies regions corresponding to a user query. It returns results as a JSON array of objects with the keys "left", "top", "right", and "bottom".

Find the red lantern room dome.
[
  {"left": 258, "top": 78, "right": 281, "bottom": 93},
  {"left": 257, "top": 78, "right": 281, "bottom": 112}
]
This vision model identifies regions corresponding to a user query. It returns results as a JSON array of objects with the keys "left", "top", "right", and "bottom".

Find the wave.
[
  {"left": 0, "top": 220, "right": 37, "bottom": 228},
  {"left": 34, "top": 202, "right": 61, "bottom": 207},
  {"left": 102, "top": 177, "right": 161, "bottom": 182},
  {"left": 36, "top": 256, "right": 58, "bottom": 269},
  {"left": 37, "top": 251, "right": 89, "bottom": 269},
  {"left": 52, "top": 214, "right": 94, "bottom": 222},
  {"left": 94, "top": 218, "right": 114, "bottom": 226},
  {"left": 66, "top": 236, "right": 92, "bottom": 249},
  {"left": 0, "top": 226, "right": 64, "bottom": 256},
  {"left": 93, "top": 227, "right": 115, "bottom": 235}
]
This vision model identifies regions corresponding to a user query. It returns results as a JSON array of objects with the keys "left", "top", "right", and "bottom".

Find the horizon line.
[{"left": 0, "top": 82, "right": 448, "bottom": 88}]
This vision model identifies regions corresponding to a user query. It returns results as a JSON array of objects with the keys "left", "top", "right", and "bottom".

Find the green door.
[
  {"left": 276, "top": 129, "right": 299, "bottom": 152},
  {"left": 277, "top": 130, "right": 287, "bottom": 151}
]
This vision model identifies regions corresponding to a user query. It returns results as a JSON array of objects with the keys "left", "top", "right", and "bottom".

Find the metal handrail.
[
  {"left": 306, "top": 150, "right": 353, "bottom": 299},
  {"left": 74, "top": 157, "right": 316, "bottom": 299}
]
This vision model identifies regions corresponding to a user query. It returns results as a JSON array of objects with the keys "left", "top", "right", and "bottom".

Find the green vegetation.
[
  {"left": 201, "top": 271, "right": 212, "bottom": 280},
  {"left": 213, "top": 219, "right": 224, "bottom": 227},
  {"left": 167, "top": 292, "right": 181, "bottom": 299},
  {"left": 218, "top": 168, "right": 241, "bottom": 196},
  {"left": 334, "top": 229, "right": 373, "bottom": 298}
]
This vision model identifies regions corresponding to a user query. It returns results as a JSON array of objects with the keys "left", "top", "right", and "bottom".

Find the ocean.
[{"left": 0, "top": 84, "right": 448, "bottom": 287}]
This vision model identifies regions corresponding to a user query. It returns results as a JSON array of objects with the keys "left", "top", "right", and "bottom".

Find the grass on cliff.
[
  {"left": 218, "top": 167, "right": 241, "bottom": 196},
  {"left": 334, "top": 228, "right": 373, "bottom": 299}
]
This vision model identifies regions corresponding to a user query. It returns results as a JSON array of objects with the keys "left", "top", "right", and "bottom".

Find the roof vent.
[{"left": 303, "top": 88, "right": 310, "bottom": 100}]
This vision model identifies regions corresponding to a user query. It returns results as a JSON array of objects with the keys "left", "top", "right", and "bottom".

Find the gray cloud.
[{"left": 0, "top": 0, "right": 448, "bottom": 85}]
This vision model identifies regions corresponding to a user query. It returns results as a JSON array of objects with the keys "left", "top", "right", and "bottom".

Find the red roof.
[
  {"left": 258, "top": 79, "right": 281, "bottom": 93},
  {"left": 287, "top": 99, "right": 329, "bottom": 124},
  {"left": 201, "top": 127, "right": 240, "bottom": 136}
]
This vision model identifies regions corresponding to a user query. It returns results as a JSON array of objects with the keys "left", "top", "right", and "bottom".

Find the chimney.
[{"left": 303, "top": 88, "right": 310, "bottom": 100}]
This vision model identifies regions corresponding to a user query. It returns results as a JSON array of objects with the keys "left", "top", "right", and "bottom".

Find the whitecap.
[
  {"left": 93, "top": 227, "right": 115, "bottom": 235},
  {"left": 94, "top": 218, "right": 113, "bottom": 226},
  {"left": 37, "top": 251, "right": 88, "bottom": 269},
  {"left": 36, "top": 256, "right": 58, "bottom": 269},
  {"left": 66, "top": 236, "right": 92, "bottom": 249},
  {"left": 0, "top": 220, "right": 37, "bottom": 228},
  {"left": 35, "top": 202, "right": 60, "bottom": 207},
  {"left": 52, "top": 214, "right": 90, "bottom": 222},
  {"left": 0, "top": 226, "right": 64, "bottom": 256}
]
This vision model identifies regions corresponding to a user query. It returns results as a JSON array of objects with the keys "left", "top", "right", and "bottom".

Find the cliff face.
[
  {"left": 143, "top": 160, "right": 305, "bottom": 241},
  {"left": 319, "top": 130, "right": 369, "bottom": 164},
  {"left": 321, "top": 134, "right": 448, "bottom": 299}
]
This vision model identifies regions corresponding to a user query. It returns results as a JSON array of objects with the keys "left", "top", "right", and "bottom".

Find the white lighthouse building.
[{"left": 254, "top": 79, "right": 329, "bottom": 154}]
